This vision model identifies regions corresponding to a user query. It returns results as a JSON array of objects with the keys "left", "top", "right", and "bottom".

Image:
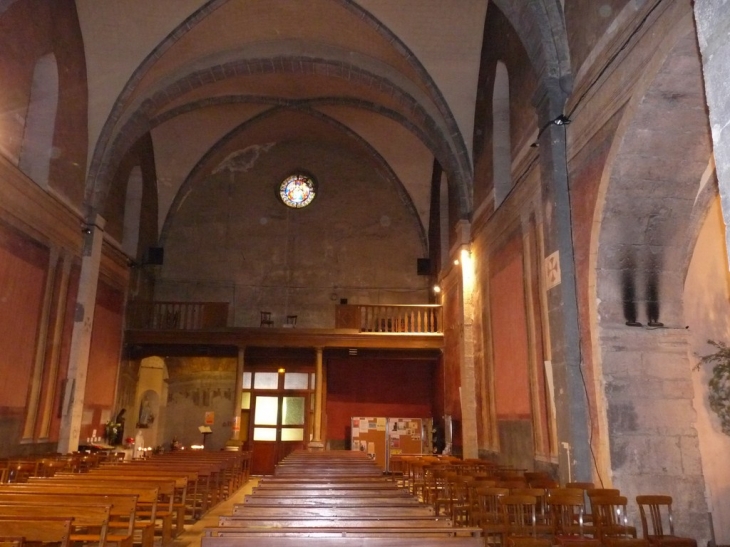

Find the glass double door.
[{"left": 250, "top": 393, "right": 308, "bottom": 474}]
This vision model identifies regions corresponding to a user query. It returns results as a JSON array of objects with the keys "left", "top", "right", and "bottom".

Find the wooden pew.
[
  {"left": 74, "top": 468, "right": 191, "bottom": 534},
  {"left": 232, "top": 505, "right": 435, "bottom": 518},
  {"left": 218, "top": 516, "right": 455, "bottom": 528},
  {"left": 202, "top": 527, "right": 484, "bottom": 546},
  {"left": 0, "top": 503, "right": 112, "bottom": 547},
  {"left": 0, "top": 492, "right": 137, "bottom": 547},
  {"left": 0, "top": 484, "right": 156, "bottom": 547},
  {"left": 239, "top": 495, "right": 424, "bottom": 507},
  {"left": 203, "top": 449, "right": 483, "bottom": 546},
  {"left": 139, "top": 451, "right": 249, "bottom": 503},
  {"left": 16, "top": 480, "right": 163, "bottom": 546},
  {"left": 100, "top": 460, "right": 218, "bottom": 515},
  {"left": 0, "top": 517, "right": 73, "bottom": 547}
]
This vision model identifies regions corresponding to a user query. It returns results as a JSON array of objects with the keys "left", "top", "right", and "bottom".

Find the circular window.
[{"left": 279, "top": 173, "right": 316, "bottom": 208}]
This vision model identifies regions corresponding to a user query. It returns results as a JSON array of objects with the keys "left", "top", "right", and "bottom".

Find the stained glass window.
[{"left": 279, "top": 173, "right": 316, "bottom": 208}]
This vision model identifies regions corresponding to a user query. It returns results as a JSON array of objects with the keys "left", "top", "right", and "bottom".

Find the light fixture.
[
  {"left": 454, "top": 259, "right": 460, "bottom": 266},
  {"left": 278, "top": 368, "right": 285, "bottom": 374},
  {"left": 433, "top": 285, "right": 441, "bottom": 294}
]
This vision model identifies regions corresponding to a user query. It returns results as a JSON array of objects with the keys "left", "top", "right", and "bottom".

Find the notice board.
[
  {"left": 351, "top": 417, "right": 388, "bottom": 470},
  {"left": 388, "top": 418, "right": 425, "bottom": 458}
]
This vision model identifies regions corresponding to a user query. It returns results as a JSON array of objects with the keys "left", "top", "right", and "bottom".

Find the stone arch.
[
  {"left": 19, "top": 52, "right": 58, "bottom": 189},
  {"left": 135, "top": 356, "right": 168, "bottom": 449},
  {"left": 589, "top": 21, "right": 712, "bottom": 536},
  {"left": 492, "top": 0, "right": 573, "bottom": 95},
  {"left": 158, "top": 104, "right": 427, "bottom": 251},
  {"left": 86, "top": 0, "right": 473, "bottom": 223}
]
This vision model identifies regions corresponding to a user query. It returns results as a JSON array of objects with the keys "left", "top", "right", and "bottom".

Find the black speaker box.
[
  {"left": 147, "top": 247, "right": 164, "bottom": 265},
  {"left": 417, "top": 258, "right": 432, "bottom": 276}
]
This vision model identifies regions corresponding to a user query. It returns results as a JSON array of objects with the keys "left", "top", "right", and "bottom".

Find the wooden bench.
[
  {"left": 0, "top": 502, "right": 112, "bottom": 547},
  {"left": 99, "top": 460, "right": 218, "bottom": 515},
  {"left": 77, "top": 468, "right": 191, "bottom": 533},
  {"left": 0, "top": 492, "right": 137, "bottom": 547},
  {"left": 232, "top": 505, "right": 436, "bottom": 517},
  {"left": 28, "top": 476, "right": 177, "bottom": 543},
  {"left": 218, "top": 515, "right": 455, "bottom": 528},
  {"left": 202, "top": 527, "right": 484, "bottom": 545},
  {"left": 0, "top": 516, "right": 72, "bottom": 547},
  {"left": 8, "top": 482, "right": 160, "bottom": 547},
  {"left": 240, "top": 495, "right": 424, "bottom": 507},
  {"left": 202, "top": 449, "right": 484, "bottom": 546}
]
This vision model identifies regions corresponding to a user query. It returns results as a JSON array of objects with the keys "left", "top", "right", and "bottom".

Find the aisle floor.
[{"left": 171, "top": 477, "right": 259, "bottom": 547}]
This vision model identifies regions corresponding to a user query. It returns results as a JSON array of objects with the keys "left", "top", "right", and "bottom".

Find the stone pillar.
[
  {"left": 57, "top": 215, "right": 105, "bottom": 454},
  {"left": 231, "top": 346, "right": 245, "bottom": 442},
  {"left": 456, "top": 220, "right": 478, "bottom": 459},
  {"left": 694, "top": 2, "right": 730, "bottom": 266},
  {"left": 312, "top": 347, "right": 324, "bottom": 446},
  {"left": 534, "top": 82, "right": 592, "bottom": 483}
]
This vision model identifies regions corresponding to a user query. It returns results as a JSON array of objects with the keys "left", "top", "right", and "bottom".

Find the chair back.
[
  {"left": 474, "top": 487, "right": 509, "bottom": 525},
  {"left": 591, "top": 494, "right": 634, "bottom": 540},
  {"left": 549, "top": 489, "right": 588, "bottom": 537},
  {"left": 500, "top": 494, "right": 538, "bottom": 537},
  {"left": 636, "top": 495, "right": 674, "bottom": 537}
]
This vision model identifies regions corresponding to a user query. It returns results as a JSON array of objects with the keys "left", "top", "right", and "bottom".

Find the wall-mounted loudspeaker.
[
  {"left": 147, "top": 247, "right": 164, "bottom": 265},
  {"left": 417, "top": 258, "right": 432, "bottom": 276}
]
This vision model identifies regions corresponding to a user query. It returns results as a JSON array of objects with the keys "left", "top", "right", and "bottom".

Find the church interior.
[{"left": 2, "top": 0, "right": 730, "bottom": 543}]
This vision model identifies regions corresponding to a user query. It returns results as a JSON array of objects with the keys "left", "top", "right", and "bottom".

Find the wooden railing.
[
  {"left": 127, "top": 301, "right": 229, "bottom": 330},
  {"left": 335, "top": 304, "right": 442, "bottom": 334}
]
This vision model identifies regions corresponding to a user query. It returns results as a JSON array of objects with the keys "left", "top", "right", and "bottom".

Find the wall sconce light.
[
  {"left": 453, "top": 259, "right": 460, "bottom": 266},
  {"left": 433, "top": 285, "right": 441, "bottom": 294},
  {"left": 277, "top": 368, "right": 285, "bottom": 374}
]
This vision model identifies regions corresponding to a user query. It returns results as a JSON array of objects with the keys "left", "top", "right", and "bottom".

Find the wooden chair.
[
  {"left": 434, "top": 471, "right": 458, "bottom": 517},
  {"left": 586, "top": 488, "right": 620, "bottom": 526},
  {"left": 635, "top": 495, "right": 697, "bottom": 547},
  {"left": 548, "top": 488, "right": 599, "bottom": 546},
  {"left": 474, "top": 487, "right": 509, "bottom": 546},
  {"left": 591, "top": 495, "right": 646, "bottom": 547},
  {"left": 260, "top": 311, "right": 274, "bottom": 327},
  {"left": 499, "top": 494, "right": 538, "bottom": 544},
  {"left": 449, "top": 475, "right": 476, "bottom": 526},
  {"left": 511, "top": 488, "right": 551, "bottom": 536},
  {"left": 285, "top": 315, "right": 297, "bottom": 327}
]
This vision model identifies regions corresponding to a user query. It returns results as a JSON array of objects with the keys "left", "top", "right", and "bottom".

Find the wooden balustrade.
[
  {"left": 335, "top": 305, "right": 442, "bottom": 334},
  {"left": 127, "top": 301, "right": 229, "bottom": 330},
  {"left": 128, "top": 302, "right": 440, "bottom": 334}
]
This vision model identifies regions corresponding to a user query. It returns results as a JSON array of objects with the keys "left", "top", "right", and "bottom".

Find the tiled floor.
[{"left": 171, "top": 477, "right": 259, "bottom": 547}]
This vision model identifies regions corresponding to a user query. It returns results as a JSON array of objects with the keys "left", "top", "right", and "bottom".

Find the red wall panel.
[
  {"left": 84, "top": 281, "right": 124, "bottom": 407},
  {"left": 0, "top": 226, "right": 48, "bottom": 410},
  {"left": 490, "top": 236, "right": 531, "bottom": 418},
  {"left": 326, "top": 357, "right": 435, "bottom": 444}
]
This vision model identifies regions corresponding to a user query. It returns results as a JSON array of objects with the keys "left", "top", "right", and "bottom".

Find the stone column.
[
  {"left": 534, "top": 82, "right": 592, "bottom": 483},
  {"left": 312, "top": 347, "right": 324, "bottom": 447},
  {"left": 694, "top": 2, "right": 730, "bottom": 265},
  {"left": 456, "top": 220, "right": 478, "bottom": 459},
  {"left": 57, "top": 215, "right": 105, "bottom": 454}
]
